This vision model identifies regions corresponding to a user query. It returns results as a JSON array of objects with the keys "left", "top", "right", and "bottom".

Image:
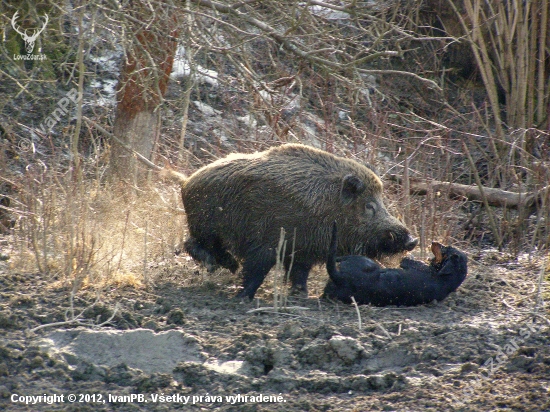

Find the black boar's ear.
[{"left": 340, "top": 174, "right": 366, "bottom": 205}]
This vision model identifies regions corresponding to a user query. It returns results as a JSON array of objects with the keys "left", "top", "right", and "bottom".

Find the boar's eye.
[{"left": 365, "top": 201, "right": 377, "bottom": 216}]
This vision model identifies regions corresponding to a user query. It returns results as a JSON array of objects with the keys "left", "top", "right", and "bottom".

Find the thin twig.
[
  {"left": 463, "top": 141, "right": 503, "bottom": 249},
  {"left": 535, "top": 254, "right": 548, "bottom": 309},
  {"left": 351, "top": 296, "right": 362, "bottom": 329}
]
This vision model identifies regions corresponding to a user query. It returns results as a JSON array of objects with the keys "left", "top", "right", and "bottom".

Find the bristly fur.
[{"left": 159, "top": 165, "right": 187, "bottom": 187}]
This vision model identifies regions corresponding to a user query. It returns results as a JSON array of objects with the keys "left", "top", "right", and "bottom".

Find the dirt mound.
[{"left": 37, "top": 329, "right": 205, "bottom": 374}]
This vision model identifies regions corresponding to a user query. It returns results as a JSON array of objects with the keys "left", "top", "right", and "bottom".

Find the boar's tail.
[
  {"left": 159, "top": 165, "right": 188, "bottom": 186},
  {"left": 326, "top": 221, "right": 345, "bottom": 286}
]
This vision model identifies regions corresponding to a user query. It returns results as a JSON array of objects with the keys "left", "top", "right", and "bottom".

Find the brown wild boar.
[{"left": 164, "top": 144, "right": 417, "bottom": 299}]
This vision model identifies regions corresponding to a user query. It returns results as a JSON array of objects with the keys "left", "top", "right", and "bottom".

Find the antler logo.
[{"left": 11, "top": 11, "right": 49, "bottom": 54}]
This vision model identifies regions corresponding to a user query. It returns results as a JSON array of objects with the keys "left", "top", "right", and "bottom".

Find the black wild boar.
[
  {"left": 324, "top": 222, "right": 468, "bottom": 306},
  {"left": 164, "top": 144, "right": 417, "bottom": 299}
]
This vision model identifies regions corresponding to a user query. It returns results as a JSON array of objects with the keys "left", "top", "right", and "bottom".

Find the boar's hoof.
[
  {"left": 184, "top": 236, "right": 239, "bottom": 274},
  {"left": 289, "top": 285, "right": 308, "bottom": 298},
  {"left": 236, "top": 289, "right": 255, "bottom": 301}
]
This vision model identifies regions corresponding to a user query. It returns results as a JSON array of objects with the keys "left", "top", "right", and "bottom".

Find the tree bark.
[{"left": 109, "top": 3, "right": 178, "bottom": 185}]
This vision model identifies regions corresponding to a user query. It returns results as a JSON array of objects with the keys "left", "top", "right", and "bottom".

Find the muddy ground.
[{"left": 0, "top": 243, "right": 549, "bottom": 412}]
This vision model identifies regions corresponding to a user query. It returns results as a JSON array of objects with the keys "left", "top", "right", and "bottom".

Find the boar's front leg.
[
  {"left": 236, "top": 248, "right": 276, "bottom": 300},
  {"left": 184, "top": 236, "right": 239, "bottom": 273}
]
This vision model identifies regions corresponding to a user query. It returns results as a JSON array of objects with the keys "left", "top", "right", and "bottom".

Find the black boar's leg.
[
  {"left": 287, "top": 262, "right": 313, "bottom": 295},
  {"left": 236, "top": 250, "right": 276, "bottom": 300}
]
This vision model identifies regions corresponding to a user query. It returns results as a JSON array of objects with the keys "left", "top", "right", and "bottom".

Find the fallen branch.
[
  {"left": 389, "top": 175, "right": 549, "bottom": 215},
  {"left": 247, "top": 306, "right": 310, "bottom": 314},
  {"left": 28, "top": 302, "right": 120, "bottom": 334}
]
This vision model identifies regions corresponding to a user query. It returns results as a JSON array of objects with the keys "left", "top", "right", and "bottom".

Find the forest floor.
[{"left": 0, "top": 240, "right": 549, "bottom": 411}]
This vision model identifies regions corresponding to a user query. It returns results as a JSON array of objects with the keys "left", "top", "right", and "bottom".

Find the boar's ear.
[{"left": 340, "top": 174, "right": 366, "bottom": 205}]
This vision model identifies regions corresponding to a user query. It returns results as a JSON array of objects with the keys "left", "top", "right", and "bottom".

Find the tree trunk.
[
  {"left": 109, "top": 3, "right": 177, "bottom": 185},
  {"left": 111, "top": 111, "right": 159, "bottom": 186}
]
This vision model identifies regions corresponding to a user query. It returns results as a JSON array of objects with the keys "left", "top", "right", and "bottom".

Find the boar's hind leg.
[
  {"left": 215, "top": 250, "right": 239, "bottom": 273},
  {"left": 287, "top": 262, "right": 313, "bottom": 296},
  {"left": 236, "top": 250, "right": 276, "bottom": 300},
  {"left": 184, "top": 236, "right": 239, "bottom": 273}
]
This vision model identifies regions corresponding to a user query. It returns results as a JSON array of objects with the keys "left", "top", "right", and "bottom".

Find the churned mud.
[{"left": 0, "top": 247, "right": 549, "bottom": 411}]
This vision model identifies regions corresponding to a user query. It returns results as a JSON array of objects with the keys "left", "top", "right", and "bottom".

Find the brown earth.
[{"left": 0, "top": 242, "right": 549, "bottom": 412}]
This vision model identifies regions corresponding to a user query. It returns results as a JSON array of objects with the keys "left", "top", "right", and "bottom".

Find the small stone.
[
  {"left": 142, "top": 319, "right": 158, "bottom": 330},
  {"left": 460, "top": 362, "right": 479, "bottom": 374},
  {"left": 30, "top": 355, "right": 44, "bottom": 369},
  {"left": 329, "top": 335, "right": 363, "bottom": 364},
  {"left": 167, "top": 308, "right": 185, "bottom": 325},
  {"left": 0, "top": 385, "right": 10, "bottom": 398}
]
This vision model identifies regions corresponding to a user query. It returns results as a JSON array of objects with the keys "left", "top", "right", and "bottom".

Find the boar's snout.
[
  {"left": 372, "top": 228, "right": 418, "bottom": 256},
  {"left": 405, "top": 235, "right": 418, "bottom": 251}
]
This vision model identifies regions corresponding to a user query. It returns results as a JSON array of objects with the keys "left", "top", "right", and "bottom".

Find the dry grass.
[
  {"left": 6, "top": 163, "right": 186, "bottom": 297},
  {"left": 3, "top": 128, "right": 548, "bottom": 302}
]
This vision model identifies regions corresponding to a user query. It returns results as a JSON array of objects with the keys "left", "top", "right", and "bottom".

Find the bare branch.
[{"left": 83, "top": 117, "right": 162, "bottom": 171}]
